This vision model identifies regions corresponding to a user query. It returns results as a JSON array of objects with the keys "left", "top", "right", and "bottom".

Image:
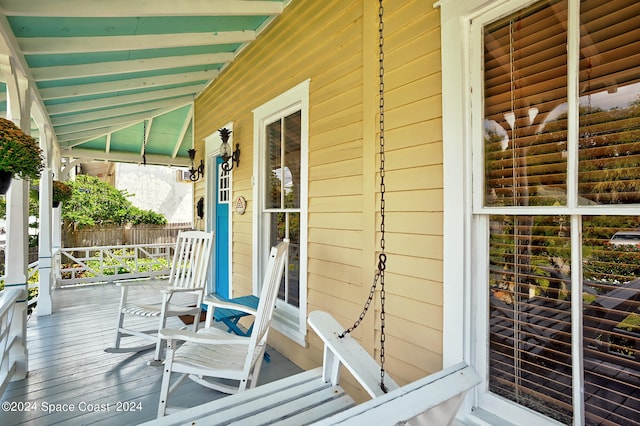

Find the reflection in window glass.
[
  {"left": 489, "top": 214, "right": 572, "bottom": 423},
  {"left": 266, "top": 111, "right": 302, "bottom": 210},
  {"left": 582, "top": 216, "right": 640, "bottom": 422},
  {"left": 483, "top": 0, "right": 568, "bottom": 207},
  {"left": 479, "top": 0, "right": 640, "bottom": 423},
  {"left": 263, "top": 110, "right": 302, "bottom": 308},
  {"left": 266, "top": 119, "right": 282, "bottom": 209},
  {"left": 268, "top": 211, "right": 300, "bottom": 308},
  {"left": 578, "top": 2, "right": 640, "bottom": 205},
  {"left": 284, "top": 111, "right": 301, "bottom": 208}
]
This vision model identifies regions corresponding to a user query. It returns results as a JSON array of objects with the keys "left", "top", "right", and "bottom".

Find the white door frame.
[{"left": 204, "top": 121, "right": 234, "bottom": 296}]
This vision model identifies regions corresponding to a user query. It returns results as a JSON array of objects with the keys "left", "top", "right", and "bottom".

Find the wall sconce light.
[
  {"left": 219, "top": 128, "right": 240, "bottom": 172},
  {"left": 187, "top": 148, "right": 204, "bottom": 182}
]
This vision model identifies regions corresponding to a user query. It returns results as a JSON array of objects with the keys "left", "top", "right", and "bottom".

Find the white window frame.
[
  {"left": 441, "top": 0, "right": 583, "bottom": 424},
  {"left": 252, "top": 79, "right": 310, "bottom": 346}
]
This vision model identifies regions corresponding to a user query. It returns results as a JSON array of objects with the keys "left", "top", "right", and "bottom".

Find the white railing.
[
  {"left": 54, "top": 243, "right": 174, "bottom": 288},
  {"left": 0, "top": 287, "right": 25, "bottom": 397}
]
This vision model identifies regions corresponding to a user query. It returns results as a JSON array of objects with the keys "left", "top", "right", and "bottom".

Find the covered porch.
[
  {"left": 0, "top": 3, "right": 302, "bottom": 423},
  {"left": 0, "top": 283, "right": 302, "bottom": 425}
]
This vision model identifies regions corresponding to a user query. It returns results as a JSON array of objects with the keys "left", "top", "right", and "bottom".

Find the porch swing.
[{"left": 148, "top": 1, "right": 479, "bottom": 424}]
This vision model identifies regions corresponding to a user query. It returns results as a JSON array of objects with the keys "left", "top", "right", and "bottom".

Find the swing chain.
[
  {"left": 377, "top": 0, "right": 387, "bottom": 393},
  {"left": 339, "top": 0, "right": 388, "bottom": 394},
  {"left": 339, "top": 270, "right": 381, "bottom": 337}
]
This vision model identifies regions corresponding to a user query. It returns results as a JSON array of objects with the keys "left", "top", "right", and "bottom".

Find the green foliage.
[
  {"left": 583, "top": 216, "right": 640, "bottom": 246},
  {"left": 0, "top": 118, "right": 44, "bottom": 180},
  {"left": 127, "top": 207, "right": 167, "bottom": 225},
  {"left": 618, "top": 313, "right": 640, "bottom": 332},
  {"left": 62, "top": 175, "right": 167, "bottom": 227},
  {"left": 583, "top": 244, "right": 640, "bottom": 283},
  {"left": 77, "top": 250, "right": 169, "bottom": 278}
]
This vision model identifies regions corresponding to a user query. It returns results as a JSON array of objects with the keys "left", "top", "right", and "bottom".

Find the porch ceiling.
[{"left": 0, "top": 0, "right": 288, "bottom": 167}]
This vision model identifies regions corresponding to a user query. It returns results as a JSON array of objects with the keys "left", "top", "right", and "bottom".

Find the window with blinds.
[
  {"left": 264, "top": 110, "right": 301, "bottom": 308},
  {"left": 482, "top": 0, "right": 640, "bottom": 424}
]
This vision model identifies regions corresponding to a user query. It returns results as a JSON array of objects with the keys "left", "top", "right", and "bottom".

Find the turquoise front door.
[{"left": 212, "top": 157, "right": 230, "bottom": 298}]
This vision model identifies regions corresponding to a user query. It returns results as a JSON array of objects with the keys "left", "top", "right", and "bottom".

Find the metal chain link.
[
  {"left": 377, "top": 0, "right": 387, "bottom": 393},
  {"left": 142, "top": 120, "right": 147, "bottom": 166},
  {"left": 339, "top": 0, "right": 388, "bottom": 394}
]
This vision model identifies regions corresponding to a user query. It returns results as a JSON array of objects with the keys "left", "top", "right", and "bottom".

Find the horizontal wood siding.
[
  {"left": 368, "top": 0, "right": 444, "bottom": 388},
  {"left": 193, "top": 0, "right": 444, "bottom": 400}
]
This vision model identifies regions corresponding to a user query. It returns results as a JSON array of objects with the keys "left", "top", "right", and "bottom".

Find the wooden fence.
[{"left": 62, "top": 222, "right": 192, "bottom": 248}]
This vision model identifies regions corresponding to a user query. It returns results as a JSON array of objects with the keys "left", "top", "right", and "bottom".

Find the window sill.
[{"left": 272, "top": 308, "right": 306, "bottom": 347}]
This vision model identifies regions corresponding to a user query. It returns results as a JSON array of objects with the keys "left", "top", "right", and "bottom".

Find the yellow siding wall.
[{"left": 194, "top": 0, "right": 442, "bottom": 400}]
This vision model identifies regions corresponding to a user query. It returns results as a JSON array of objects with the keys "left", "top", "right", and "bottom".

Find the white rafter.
[
  {"left": 40, "top": 70, "right": 217, "bottom": 100},
  {"left": 19, "top": 31, "right": 256, "bottom": 55},
  {"left": 58, "top": 120, "right": 154, "bottom": 146},
  {"left": 51, "top": 96, "right": 194, "bottom": 127},
  {"left": 32, "top": 52, "right": 234, "bottom": 81},
  {"left": 46, "top": 85, "right": 203, "bottom": 116},
  {"left": 60, "top": 148, "right": 190, "bottom": 167},
  {"left": 173, "top": 105, "right": 193, "bottom": 159},
  {"left": 55, "top": 103, "right": 188, "bottom": 136}
]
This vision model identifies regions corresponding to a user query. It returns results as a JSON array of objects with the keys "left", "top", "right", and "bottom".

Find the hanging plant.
[
  {"left": 52, "top": 180, "right": 72, "bottom": 206},
  {"left": 0, "top": 118, "right": 44, "bottom": 193}
]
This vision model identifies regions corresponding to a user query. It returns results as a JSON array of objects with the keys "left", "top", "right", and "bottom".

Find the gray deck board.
[{"left": 0, "top": 284, "right": 302, "bottom": 425}]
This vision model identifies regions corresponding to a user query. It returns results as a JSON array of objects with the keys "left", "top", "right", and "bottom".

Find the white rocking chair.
[
  {"left": 105, "top": 230, "right": 214, "bottom": 364},
  {"left": 157, "top": 239, "right": 289, "bottom": 417}
]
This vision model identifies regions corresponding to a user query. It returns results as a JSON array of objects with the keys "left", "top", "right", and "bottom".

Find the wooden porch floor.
[{"left": 0, "top": 284, "right": 302, "bottom": 426}]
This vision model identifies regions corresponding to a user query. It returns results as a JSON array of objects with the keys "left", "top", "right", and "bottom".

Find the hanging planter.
[
  {"left": 52, "top": 180, "right": 72, "bottom": 207},
  {"left": 0, "top": 118, "right": 44, "bottom": 195}
]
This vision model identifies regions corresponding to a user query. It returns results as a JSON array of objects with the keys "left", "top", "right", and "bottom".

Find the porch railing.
[
  {"left": 0, "top": 287, "right": 25, "bottom": 397},
  {"left": 54, "top": 243, "right": 174, "bottom": 288}
]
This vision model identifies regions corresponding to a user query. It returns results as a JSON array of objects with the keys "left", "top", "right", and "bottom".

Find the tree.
[{"left": 62, "top": 175, "right": 166, "bottom": 227}]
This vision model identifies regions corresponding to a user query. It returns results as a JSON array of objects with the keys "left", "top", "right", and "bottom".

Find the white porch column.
[
  {"left": 3, "top": 62, "right": 32, "bottom": 380},
  {"left": 37, "top": 123, "right": 55, "bottom": 315},
  {"left": 51, "top": 196, "right": 62, "bottom": 251},
  {"left": 37, "top": 164, "right": 53, "bottom": 316}
]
